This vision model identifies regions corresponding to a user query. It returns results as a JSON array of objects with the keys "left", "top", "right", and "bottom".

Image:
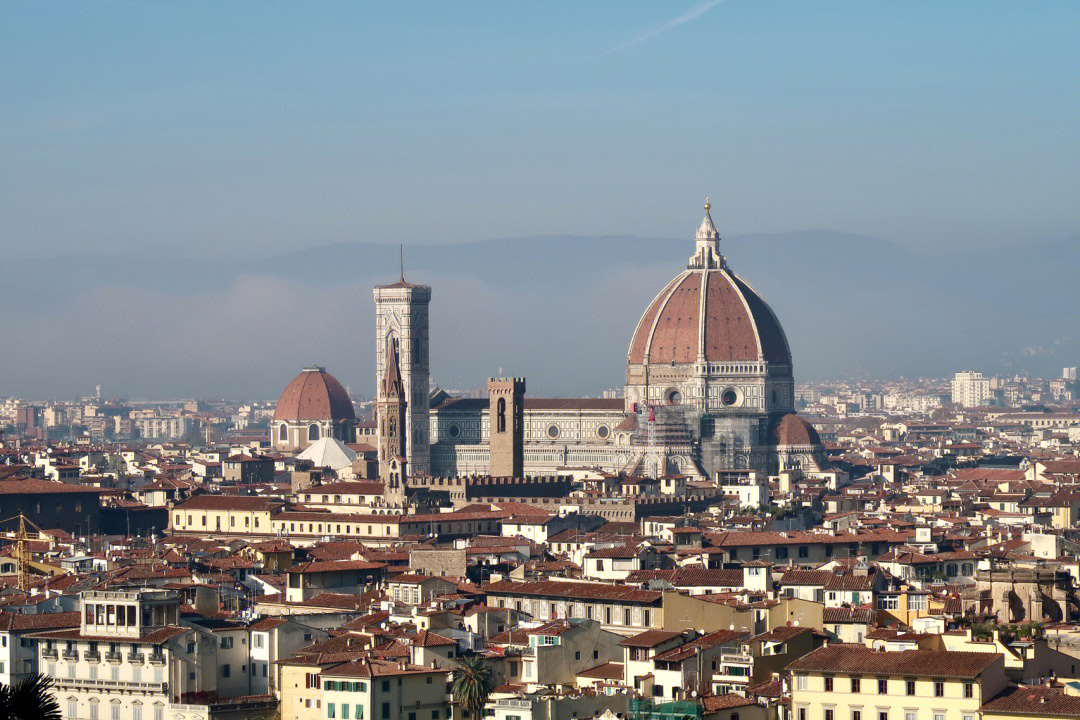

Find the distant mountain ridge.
[{"left": 2, "top": 232, "right": 1077, "bottom": 400}]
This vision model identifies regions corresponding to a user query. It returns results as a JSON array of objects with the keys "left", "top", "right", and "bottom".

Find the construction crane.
[{"left": 1, "top": 514, "right": 45, "bottom": 592}]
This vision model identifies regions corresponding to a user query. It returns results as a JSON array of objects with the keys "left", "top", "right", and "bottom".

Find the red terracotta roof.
[
  {"left": 627, "top": 264, "right": 791, "bottom": 367},
  {"left": 980, "top": 685, "right": 1080, "bottom": 716},
  {"left": 273, "top": 367, "right": 356, "bottom": 423},
  {"left": 788, "top": 645, "right": 1001, "bottom": 679},
  {"left": 772, "top": 413, "right": 822, "bottom": 447}
]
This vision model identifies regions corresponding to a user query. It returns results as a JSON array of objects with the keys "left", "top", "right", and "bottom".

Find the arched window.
[
  {"left": 278, "top": 424, "right": 287, "bottom": 441},
  {"left": 308, "top": 425, "right": 320, "bottom": 441},
  {"left": 497, "top": 397, "right": 507, "bottom": 433}
]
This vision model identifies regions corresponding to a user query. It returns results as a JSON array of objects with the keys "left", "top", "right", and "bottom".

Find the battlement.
[{"left": 487, "top": 377, "right": 527, "bottom": 393}]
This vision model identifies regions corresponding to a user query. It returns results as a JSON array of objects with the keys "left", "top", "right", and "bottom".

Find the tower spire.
[{"left": 689, "top": 195, "right": 723, "bottom": 270}]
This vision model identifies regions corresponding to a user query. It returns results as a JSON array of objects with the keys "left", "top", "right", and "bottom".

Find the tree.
[
  {"left": 452, "top": 655, "right": 495, "bottom": 720},
  {"left": 0, "top": 673, "right": 62, "bottom": 720}
]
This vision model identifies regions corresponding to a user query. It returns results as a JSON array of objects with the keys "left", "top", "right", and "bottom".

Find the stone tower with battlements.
[
  {"left": 374, "top": 276, "right": 431, "bottom": 476},
  {"left": 487, "top": 377, "right": 526, "bottom": 478}
]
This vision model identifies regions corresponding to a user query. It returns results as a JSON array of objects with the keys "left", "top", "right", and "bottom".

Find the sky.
[
  {"left": 2, "top": 1, "right": 1080, "bottom": 401},
  {"left": 3, "top": 1, "right": 1079, "bottom": 260}
]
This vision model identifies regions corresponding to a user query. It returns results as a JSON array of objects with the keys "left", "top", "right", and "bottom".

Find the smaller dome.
[
  {"left": 274, "top": 367, "right": 356, "bottom": 423},
  {"left": 771, "top": 413, "right": 821, "bottom": 447}
]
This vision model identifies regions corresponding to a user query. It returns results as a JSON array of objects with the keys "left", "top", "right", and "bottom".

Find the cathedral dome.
[
  {"left": 771, "top": 413, "right": 822, "bottom": 447},
  {"left": 626, "top": 201, "right": 791, "bottom": 368},
  {"left": 273, "top": 366, "right": 356, "bottom": 423}
]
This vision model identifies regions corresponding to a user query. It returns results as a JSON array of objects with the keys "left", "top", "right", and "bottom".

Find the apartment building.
[
  {"left": 0, "top": 610, "right": 80, "bottom": 687},
  {"left": 788, "top": 645, "right": 1008, "bottom": 720},
  {"left": 952, "top": 372, "right": 991, "bottom": 409},
  {"left": 483, "top": 580, "right": 663, "bottom": 635},
  {"left": 319, "top": 658, "right": 450, "bottom": 720},
  {"left": 28, "top": 589, "right": 208, "bottom": 720}
]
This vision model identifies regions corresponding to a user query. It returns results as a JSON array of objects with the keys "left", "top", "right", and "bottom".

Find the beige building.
[
  {"left": 320, "top": 658, "right": 449, "bottom": 720},
  {"left": 30, "top": 589, "right": 211, "bottom": 720},
  {"left": 788, "top": 645, "right": 1008, "bottom": 720}
]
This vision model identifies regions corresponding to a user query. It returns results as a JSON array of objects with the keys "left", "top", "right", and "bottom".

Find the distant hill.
[{"left": 2, "top": 232, "right": 1077, "bottom": 400}]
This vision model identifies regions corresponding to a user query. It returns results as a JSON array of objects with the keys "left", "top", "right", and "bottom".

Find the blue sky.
[{"left": 3, "top": 1, "right": 1079, "bottom": 259}]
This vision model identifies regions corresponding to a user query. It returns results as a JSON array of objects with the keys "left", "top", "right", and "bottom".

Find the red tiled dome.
[
  {"left": 771, "top": 413, "right": 821, "bottom": 447},
  {"left": 273, "top": 367, "right": 356, "bottom": 422},
  {"left": 627, "top": 266, "right": 791, "bottom": 367}
]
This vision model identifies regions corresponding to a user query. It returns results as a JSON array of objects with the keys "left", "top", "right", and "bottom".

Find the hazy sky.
[{"left": 3, "top": 1, "right": 1079, "bottom": 259}]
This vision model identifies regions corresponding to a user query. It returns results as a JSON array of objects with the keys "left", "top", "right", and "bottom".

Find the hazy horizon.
[{"left": 3, "top": 2, "right": 1079, "bottom": 402}]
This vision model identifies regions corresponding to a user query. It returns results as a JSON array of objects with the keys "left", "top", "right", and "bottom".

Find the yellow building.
[
  {"left": 320, "top": 658, "right": 450, "bottom": 720},
  {"left": 789, "top": 645, "right": 1008, "bottom": 720}
]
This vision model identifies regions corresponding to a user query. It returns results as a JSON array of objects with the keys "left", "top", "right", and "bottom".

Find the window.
[
  {"left": 329, "top": 704, "right": 336, "bottom": 719},
  {"left": 799, "top": 546, "right": 809, "bottom": 558},
  {"left": 906, "top": 680, "right": 916, "bottom": 696},
  {"left": 776, "top": 547, "right": 789, "bottom": 559},
  {"left": 878, "top": 678, "right": 888, "bottom": 694},
  {"left": 798, "top": 709, "right": 807, "bottom": 720},
  {"left": 133, "top": 706, "right": 143, "bottom": 720},
  {"left": 796, "top": 675, "right": 807, "bottom": 691},
  {"left": 934, "top": 714, "right": 944, "bottom": 720},
  {"left": 851, "top": 677, "right": 861, "bottom": 693},
  {"left": 68, "top": 700, "right": 78, "bottom": 720},
  {"left": 343, "top": 705, "right": 351, "bottom": 720},
  {"left": 309, "top": 425, "right": 320, "bottom": 441},
  {"left": 825, "top": 710, "right": 834, "bottom": 720},
  {"left": 382, "top": 703, "right": 390, "bottom": 719},
  {"left": 934, "top": 681, "right": 944, "bottom": 697},
  {"left": 221, "top": 637, "right": 233, "bottom": 649},
  {"left": 878, "top": 713, "right": 887, "bottom": 720},
  {"left": 111, "top": 705, "right": 120, "bottom": 720},
  {"left": 905, "top": 713, "right": 915, "bottom": 720},
  {"left": 825, "top": 677, "right": 834, "bottom": 692},
  {"left": 963, "top": 683, "right": 973, "bottom": 699},
  {"left": 90, "top": 703, "right": 99, "bottom": 720},
  {"left": 852, "top": 712, "right": 861, "bottom": 720},
  {"left": 154, "top": 706, "right": 163, "bottom": 720},
  {"left": 223, "top": 664, "right": 231, "bottom": 677}
]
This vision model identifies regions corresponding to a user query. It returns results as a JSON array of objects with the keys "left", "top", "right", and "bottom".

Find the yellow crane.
[{"left": 1, "top": 514, "right": 45, "bottom": 592}]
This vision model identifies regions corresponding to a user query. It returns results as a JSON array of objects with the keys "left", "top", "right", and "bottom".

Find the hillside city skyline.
[{"left": 4, "top": 4, "right": 1080, "bottom": 720}]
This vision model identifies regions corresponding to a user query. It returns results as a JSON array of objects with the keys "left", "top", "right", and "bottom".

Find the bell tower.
[
  {"left": 487, "top": 377, "right": 526, "bottom": 478},
  {"left": 374, "top": 271, "right": 431, "bottom": 476}
]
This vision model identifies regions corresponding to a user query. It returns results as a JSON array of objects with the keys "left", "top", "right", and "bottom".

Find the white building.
[{"left": 952, "top": 370, "right": 991, "bottom": 407}]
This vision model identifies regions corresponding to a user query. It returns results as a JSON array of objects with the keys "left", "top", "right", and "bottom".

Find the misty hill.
[{"left": 3, "top": 232, "right": 1077, "bottom": 400}]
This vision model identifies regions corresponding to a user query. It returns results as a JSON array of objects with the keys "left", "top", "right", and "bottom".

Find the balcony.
[
  {"left": 42, "top": 648, "right": 58, "bottom": 660},
  {"left": 148, "top": 653, "right": 166, "bottom": 665},
  {"left": 127, "top": 652, "right": 144, "bottom": 664},
  {"left": 105, "top": 651, "right": 123, "bottom": 664},
  {"left": 52, "top": 676, "right": 168, "bottom": 695},
  {"left": 84, "top": 651, "right": 101, "bottom": 663},
  {"left": 62, "top": 650, "right": 78, "bottom": 661}
]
